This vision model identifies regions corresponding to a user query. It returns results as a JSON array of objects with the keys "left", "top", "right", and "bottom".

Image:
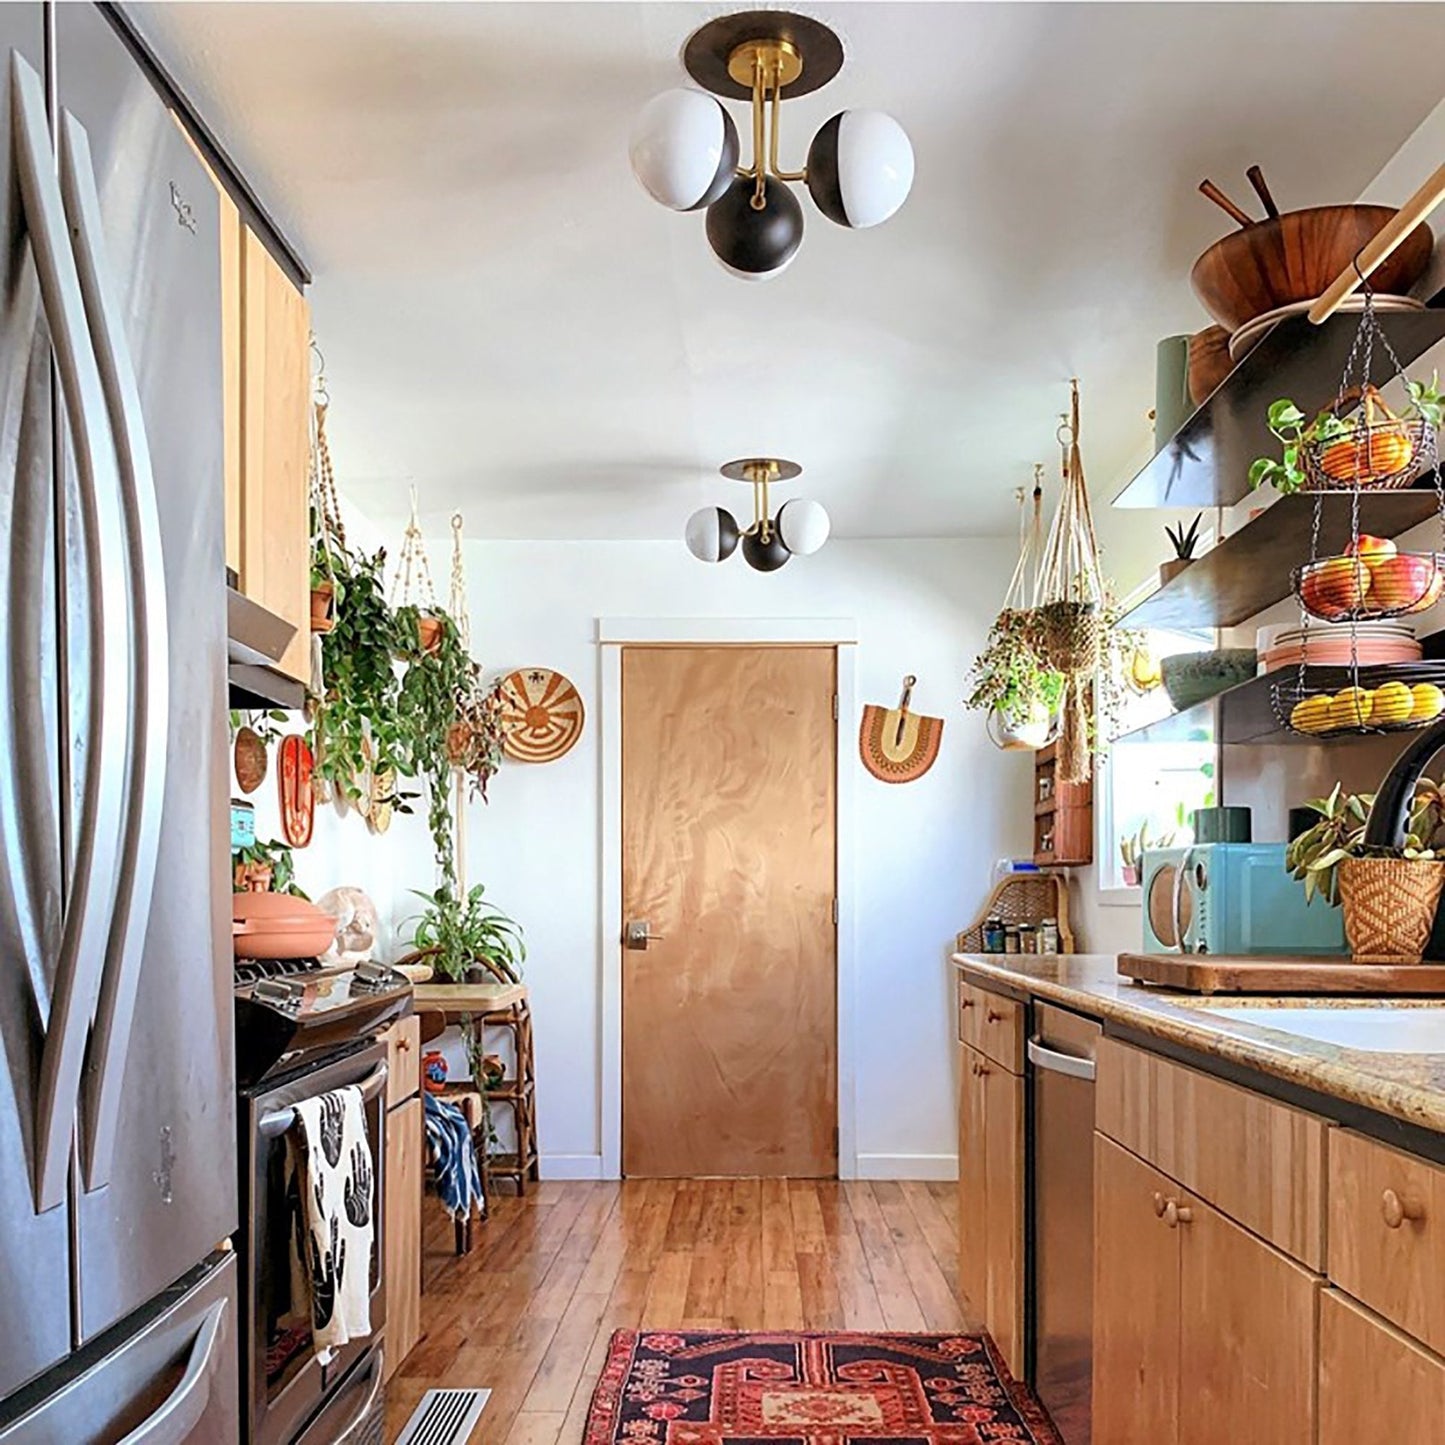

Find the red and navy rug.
[{"left": 584, "top": 1330, "right": 1063, "bottom": 1445}]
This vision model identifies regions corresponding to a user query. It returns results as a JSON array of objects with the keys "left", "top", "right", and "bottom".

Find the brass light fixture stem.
[
  {"left": 751, "top": 52, "right": 767, "bottom": 210},
  {"left": 768, "top": 70, "right": 806, "bottom": 183}
]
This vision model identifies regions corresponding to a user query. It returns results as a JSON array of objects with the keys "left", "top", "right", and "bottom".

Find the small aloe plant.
[{"left": 1164, "top": 513, "right": 1203, "bottom": 561}]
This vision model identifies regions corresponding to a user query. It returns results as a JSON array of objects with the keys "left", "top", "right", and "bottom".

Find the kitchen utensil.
[
  {"left": 1245, "top": 164, "right": 1280, "bottom": 220},
  {"left": 1187, "top": 325, "right": 1233, "bottom": 404},
  {"left": 1198, "top": 178, "right": 1255, "bottom": 229},
  {"left": 1192, "top": 806, "right": 1252, "bottom": 844},
  {"left": 278, "top": 734, "right": 314, "bottom": 847},
  {"left": 859, "top": 674, "right": 943, "bottom": 783},
  {"left": 1191, "top": 200, "right": 1433, "bottom": 333},
  {"left": 1160, "top": 648, "right": 1257, "bottom": 710},
  {"left": 498, "top": 666, "right": 585, "bottom": 762}
]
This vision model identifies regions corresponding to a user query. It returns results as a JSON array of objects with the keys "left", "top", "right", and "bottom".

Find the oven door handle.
[
  {"left": 116, "top": 1299, "right": 227, "bottom": 1445},
  {"left": 257, "top": 1061, "right": 390, "bottom": 1138},
  {"left": 333, "top": 1348, "right": 385, "bottom": 1444},
  {"left": 1027, "top": 1038, "right": 1096, "bottom": 1082}
]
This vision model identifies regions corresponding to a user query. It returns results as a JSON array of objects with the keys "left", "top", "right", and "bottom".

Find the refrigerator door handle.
[
  {"left": 59, "top": 109, "right": 171, "bottom": 1191},
  {"left": 115, "top": 1298, "right": 228, "bottom": 1445},
  {"left": 11, "top": 51, "right": 131, "bottom": 1214}
]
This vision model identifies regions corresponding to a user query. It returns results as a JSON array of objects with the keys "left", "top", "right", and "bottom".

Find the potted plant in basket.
[
  {"left": 1286, "top": 780, "right": 1445, "bottom": 963},
  {"left": 964, "top": 609, "right": 1063, "bottom": 750},
  {"left": 1248, "top": 376, "right": 1445, "bottom": 495},
  {"left": 407, "top": 883, "right": 526, "bottom": 984}
]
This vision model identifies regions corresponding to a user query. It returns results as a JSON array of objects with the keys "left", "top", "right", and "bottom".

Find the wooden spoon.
[
  {"left": 1245, "top": 165, "right": 1280, "bottom": 220},
  {"left": 1198, "top": 179, "right": 1255, "bottom": 230}
]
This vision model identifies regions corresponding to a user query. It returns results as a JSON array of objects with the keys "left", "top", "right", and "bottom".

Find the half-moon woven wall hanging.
[
  {"left": 499, "top": 667, "right": 585, "bottom": 763},
  {"left": 859, "top": 675, "right": 943, "bottom": 784}
]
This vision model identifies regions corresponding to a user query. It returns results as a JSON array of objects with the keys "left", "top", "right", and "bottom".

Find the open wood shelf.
[
  {"left": 1113, "top": 631, "right": 1445, "bottom": 746},
  {"left": 1118, "top": 490, "right": 1441, "bottom": 631},
  {"left": 1112, "top": 308, "right": 1445, "bottom": 511}
]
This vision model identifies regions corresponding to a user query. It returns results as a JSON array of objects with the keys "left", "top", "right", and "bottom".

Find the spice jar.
[
  {"left": 982, "top": 916, "right": 1006, "bottom": 953},
  {"left": 1018, "top": 922, "right": 1037, "bottom": 954},
  {"left": 1039, "top": 917, "right": 1061, "bottom": 954},
  {"left": 1003, "top": 925, "right": 1020, "bottom": 955}
]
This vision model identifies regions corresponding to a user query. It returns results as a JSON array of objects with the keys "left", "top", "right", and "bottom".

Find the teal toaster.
[{"left": 1141, "top": 843, "right": 1346, "bottom": 955}]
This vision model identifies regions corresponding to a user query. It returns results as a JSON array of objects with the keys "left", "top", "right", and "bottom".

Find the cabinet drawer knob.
[
  {"left": 972, "top": 1061, "right": 990, "bottom": 1077},
  {"left": 1163, "top": 1199, "right": 1193, "bottom": 1229},
  {"left": 985, "top": 1009, "right": 1004, "bottom": 1023},
  {"left": 960, "top": 998, "right": 975, "bottom": 1010},
  {"left": 1152, "top": 1192, "right": 1167, "bottom": 1219},
  {"left": 1382, "top": 1188, "right": 1425, "bottom": 1229}
]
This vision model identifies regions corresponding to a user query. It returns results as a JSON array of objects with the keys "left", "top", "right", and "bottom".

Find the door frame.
[{"left": 598, "top": 617, "right": 858, "bottom": 1180}]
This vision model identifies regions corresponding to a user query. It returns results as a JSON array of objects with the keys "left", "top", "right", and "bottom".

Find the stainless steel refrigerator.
[{"left": 0, "top": 3, "right": 239, "bottom": 1440}]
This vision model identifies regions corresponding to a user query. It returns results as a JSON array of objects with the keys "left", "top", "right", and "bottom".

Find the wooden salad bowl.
[{"left": 1191, "top": 204, "right": 1432, "bottom": 333}]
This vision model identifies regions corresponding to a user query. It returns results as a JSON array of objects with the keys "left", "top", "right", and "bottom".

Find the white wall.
[{"left": 244, "top": 536, "right": 1026, "bottom": 1180}]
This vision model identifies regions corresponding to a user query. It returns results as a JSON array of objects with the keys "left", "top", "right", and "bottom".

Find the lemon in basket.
[
  {"left": 1370, "top": 680, "right": 1415, "bottom": 725},
  {"left": 1329, "top": 686, "right": 1373, "bottom": 729},
  {"left": 1409, "top": 682, "right": 1445, "bottom": 722},
  {"left": 1289, "top": 695, "right": 1334, "bottom": 734}
]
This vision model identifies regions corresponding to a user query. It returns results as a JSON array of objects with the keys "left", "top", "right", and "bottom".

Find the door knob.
[{"left": 624, "top": 919, "right": 665, "bottom": 951}]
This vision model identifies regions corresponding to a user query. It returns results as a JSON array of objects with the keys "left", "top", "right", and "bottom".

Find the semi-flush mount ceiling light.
[
  {"left": 629, "top": 10, "right": 914, "bottom": 280},
  {"left": 685, "top": 458, "right": 831, "bottom": 571}
]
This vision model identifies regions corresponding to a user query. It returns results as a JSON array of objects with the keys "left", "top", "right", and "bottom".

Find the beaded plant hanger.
[
  {"left": 443, "top": 513, "right": 508, "bottom": 806},
  {"left": 1274, "top": 277, "right": 1445, "bottom": 740}
]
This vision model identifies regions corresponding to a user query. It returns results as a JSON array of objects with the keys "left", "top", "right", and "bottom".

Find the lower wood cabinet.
[
  {"left": 380, "top": 1016, "right": 422, "bottom": 1379},
  {"left": 1319, "top": 1288, "right": 1445, "bottom": 1443},
  {"left": 1092, "top": 1133, "right": 1318, "bottom": 1445},
  {"left": 957, "top": 1041, "right": 1024, "bottom": 1376}
]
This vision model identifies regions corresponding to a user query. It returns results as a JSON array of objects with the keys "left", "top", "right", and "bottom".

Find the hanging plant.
[
  {"left": 395, "top": 606, "right": 471, "bottom": 887},
  {"left": 307, "top": 545, "right": 409, "bottom": 805}
]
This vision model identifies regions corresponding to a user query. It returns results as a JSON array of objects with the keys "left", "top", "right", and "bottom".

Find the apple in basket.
[
  {"left": 1345, "top": 534, "right": 1398, "bottom": 565},
  {"left": 1300, "top": 555, "right": 1371, "bottom": 618},
  {"left": 1367, "top": 554, "right": 1440, "bottom": 612}
]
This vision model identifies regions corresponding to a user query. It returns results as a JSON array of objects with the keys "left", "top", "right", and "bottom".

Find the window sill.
[{"left": 1096, "top": 886, "right": 1144, "bottom": 909}]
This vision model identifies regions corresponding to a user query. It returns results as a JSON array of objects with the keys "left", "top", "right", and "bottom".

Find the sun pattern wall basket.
[{"left": 498, "top": 667, "right": 585, "bottom": 763}]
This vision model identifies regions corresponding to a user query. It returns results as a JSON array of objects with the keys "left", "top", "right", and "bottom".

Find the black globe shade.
[
  {"left": 742, "top": 526, "right": 792, "bottom": 572},
  {"left": 705, "top": 177, "right": 804, "bottom": 280}
]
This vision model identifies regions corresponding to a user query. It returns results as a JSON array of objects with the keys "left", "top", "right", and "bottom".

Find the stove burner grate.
[{"left": 233, "top": 956, "right": 325, "bottom": 987}]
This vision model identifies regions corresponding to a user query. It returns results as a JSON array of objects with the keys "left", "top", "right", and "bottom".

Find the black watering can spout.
[{"left": 1362, "top": 717, "right": 1445, "bottom": 848}]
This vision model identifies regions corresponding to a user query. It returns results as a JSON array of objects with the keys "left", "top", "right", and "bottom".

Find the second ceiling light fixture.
[{"left": 629, "top": 10, "right": 914, "bottom": 279}]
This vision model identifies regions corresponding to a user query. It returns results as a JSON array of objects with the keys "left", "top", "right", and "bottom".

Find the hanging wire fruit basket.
[
  {"left": 1274, "top": 284, "right": 1445, "bottom": 739},
  {"left": 1294, "top": 547, "right": 1445, "bottom": 621}
]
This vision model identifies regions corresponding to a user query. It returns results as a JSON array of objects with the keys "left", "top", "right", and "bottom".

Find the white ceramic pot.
[{"left": 987, "top": 702, "right": 1056, "bottom": 751}]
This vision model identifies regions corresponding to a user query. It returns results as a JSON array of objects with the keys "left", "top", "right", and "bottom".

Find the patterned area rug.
[{"left": 584, "top": 1330, "right": 1063, "bottom": 1445}]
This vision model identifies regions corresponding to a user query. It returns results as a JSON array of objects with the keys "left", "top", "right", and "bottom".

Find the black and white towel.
[{"left": 287, "top": 1086, "right": 373, "bottom": 1353}]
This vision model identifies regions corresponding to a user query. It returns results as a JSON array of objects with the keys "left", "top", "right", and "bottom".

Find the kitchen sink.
[{"left": 1191, "top": 1005, "right": 1445, "bottom": 1053}]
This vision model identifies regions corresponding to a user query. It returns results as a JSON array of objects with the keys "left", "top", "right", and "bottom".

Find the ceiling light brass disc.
[
  {"left": 720, "top": 457, "right": 803, "bottom": 484},
  {"left": 683, "top": 11, "right": 844, "bottom": 101}
]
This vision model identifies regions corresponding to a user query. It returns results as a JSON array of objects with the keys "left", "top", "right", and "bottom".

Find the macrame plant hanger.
[
  {"left": 391, "top": 485, "right": 438, "bottom": 614},
  {"left": 447, "top": 513, "right": 473, "bottom": 889},
  {"left": 1035, "top": 379, "right": 1106, "bottom": 783}
]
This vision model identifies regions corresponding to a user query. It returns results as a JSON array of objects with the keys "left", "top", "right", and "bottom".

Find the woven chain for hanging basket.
[{"left": 1035, "top": 380, "right": 1106, "bottom": 781}]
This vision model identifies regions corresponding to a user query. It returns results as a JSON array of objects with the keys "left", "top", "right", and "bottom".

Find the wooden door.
[
  {"left": 1178, "top": 1193, "right": 1319, "bottom": 1445},
  {"left": 240, "top": 227, "right": 311, "bottom": 681},
  {"left": 1093, "top": 1135, "right": 1180, "bottom": 1444},
  {"left": 621, "top": 645, "right": 836, "bottom": 1177},
  {"left": 983, "top": 1064, "right": 1026, "bottom": 1376},
  {"left": 957, "top": 1045, "right": 988, "bottom": 1321},
  {"left": 1319, "top": 1289, "right": 1445, "bottom": 1444}
]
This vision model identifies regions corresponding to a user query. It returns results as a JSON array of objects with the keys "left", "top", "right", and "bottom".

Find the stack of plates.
[{"left": 1256, "top": 619, "right": 1421, "bottom": 673}]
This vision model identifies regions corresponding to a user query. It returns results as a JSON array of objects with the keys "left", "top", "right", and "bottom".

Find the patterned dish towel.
[
  {"left": 287, "top": 1087, "right": 373, "bottom": 1354},
  {"left": 424, "top": 1090, "right": 483, "bottom": 1222}
]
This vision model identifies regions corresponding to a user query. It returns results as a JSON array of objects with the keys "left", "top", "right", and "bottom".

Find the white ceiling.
[{"left": 133, "top": 2, "right": 1445, "bottom": 541}]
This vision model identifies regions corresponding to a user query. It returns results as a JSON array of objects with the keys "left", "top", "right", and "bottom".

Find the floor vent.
[{"left": 394, "top": 1387, "right": 491, "bottom": 1445}]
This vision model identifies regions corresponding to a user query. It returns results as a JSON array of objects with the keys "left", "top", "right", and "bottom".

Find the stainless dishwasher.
[{"left": 1028, "top": 1002, "right": 1100, "bottom": 1445}]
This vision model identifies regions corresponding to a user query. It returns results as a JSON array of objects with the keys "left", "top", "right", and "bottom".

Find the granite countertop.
[{"left": 953, "top": 952, "right": 1445, "bottom": 1136}]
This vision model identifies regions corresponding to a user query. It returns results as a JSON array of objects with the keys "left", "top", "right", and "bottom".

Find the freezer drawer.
[{"left": 0, "top": 1250, "right": 239, "bottom": 1444}]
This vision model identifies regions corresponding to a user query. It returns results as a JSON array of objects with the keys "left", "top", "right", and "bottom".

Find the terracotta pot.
[
  {"left": 233, "top": 861, "right": 273, "bottom": 893},
  {"left": 1160, "top": 558, "right": 1193, "bottom": 588},
  {"left": 310, "top": 582, "right": 336, "bottom": 634},
  {"left": 1338, "top": 857, "right": 1445, "bottom": 964},
  {"left": 1190, "top": 205, "right": 1432, "bottom": 333},
  {"left": 416, "top": 616, "right": 444, "bottom": 654}
]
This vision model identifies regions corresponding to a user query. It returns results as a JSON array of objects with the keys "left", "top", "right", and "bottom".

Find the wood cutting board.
[{"left": 1120, "top": 951, "right": 1445, "bottom": 996}]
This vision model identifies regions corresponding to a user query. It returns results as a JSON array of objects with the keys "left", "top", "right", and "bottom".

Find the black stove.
[{"left": 233, "top": 956, "right": 412, "bottom": 1090}]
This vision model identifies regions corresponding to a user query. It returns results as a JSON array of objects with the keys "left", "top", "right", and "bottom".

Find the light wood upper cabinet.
[
  {"left": 1093, "top": 1135, "right": 1180, "bottom": 1444},
  {"left": 1319, "top": 1289, "right": 1445, "bottom": 1445},
  {"left": 239, "top": 228, "right": 311, "bottom": 682},
  {"left": 956, "top": 1027, "right": 1024, "bottom": 1378},
  {"left": 218, "top": 187, "right": 242, "bottom": 578}
]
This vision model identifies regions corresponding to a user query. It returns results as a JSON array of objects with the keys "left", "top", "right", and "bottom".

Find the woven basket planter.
[{"left": 1338, "top": 856, "right": 1445, "bottom": 964}]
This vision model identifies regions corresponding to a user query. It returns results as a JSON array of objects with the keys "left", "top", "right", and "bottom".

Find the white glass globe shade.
[
  {"left": 684, "top": 506, "right": 740, "bottom": 562},
  {"left": 806, "top": 110, "right": 914, "bottom": 229},
  {"left": 629, "top": 89, "right": 739, "bottom": 212},
  {"left": 777, "top": 498, "right": 831, "bottom": 556}
]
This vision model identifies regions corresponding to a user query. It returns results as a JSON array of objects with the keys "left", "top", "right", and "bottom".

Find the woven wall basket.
[{"left": 1338, "top": 857, "right": 1445, "bottom": 964}]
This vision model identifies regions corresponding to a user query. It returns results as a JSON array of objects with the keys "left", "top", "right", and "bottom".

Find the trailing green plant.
[
  {"left": 232, "top": 837, "right": 308, "bottom": 898},
  {"left": 1249, "top": 375, "right": 1445, "bottom": 495},
  {"left": 407, "top": 883, "right": 525, "bottom": 983},
  {"left": 394, "top": 605, "right": 472, "bottom": 886},
  {"left": 964, "top": 609, "right": 1064, "bottom": 723},
  {"left": 307, "top": 545, "right": 408, "bottom": 805},
  {"left": 1165, "top": 513, "right": 1203, "bottom": 561},
  {"left": 1285, "top": 780, "right": 1445, "bottom": 905}
]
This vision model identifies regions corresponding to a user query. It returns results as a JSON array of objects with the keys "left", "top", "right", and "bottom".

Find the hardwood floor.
[{"left": 384, "top": 1178, "right": 976, "bottom": 1444}]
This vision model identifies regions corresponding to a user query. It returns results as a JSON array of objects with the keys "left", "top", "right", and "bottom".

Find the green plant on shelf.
[
  {"left": 1285, "top": 779, "right": 1445, "bottom": 905},
  {"left": 407, "top": 882, "right": 526, "bottom": 983},
  {"left": 1248, "top": 375, "right": 1445, "bottom": 495},
  {"left": 1165, "top": 512, "right": 1203, "bottom": 561}
]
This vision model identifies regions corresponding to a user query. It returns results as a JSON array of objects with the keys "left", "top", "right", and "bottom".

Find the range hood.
[{"left": 227, "top": 584, "right": 306, "bottom": 710}]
